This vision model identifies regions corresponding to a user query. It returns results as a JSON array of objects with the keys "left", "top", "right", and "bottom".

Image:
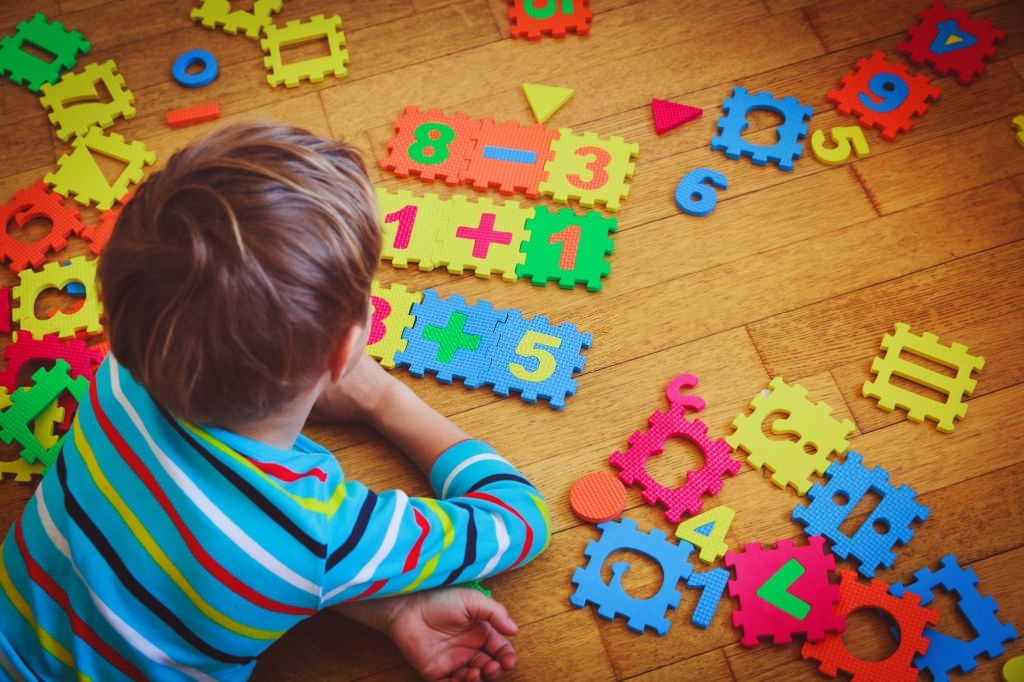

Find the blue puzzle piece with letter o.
[
  {"left": 710, "top": 86, "right": 812, "bottom": 171},
  {"left": 394, "top": 290, "right": 505, "bottom": 388},
  {"left": 483, "top": 310, "right": 591, "bottom": 409}
]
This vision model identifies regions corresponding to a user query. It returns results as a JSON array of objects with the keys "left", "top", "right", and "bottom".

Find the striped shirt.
[{"left": 0, "top": 356, "right": 550, "bottom": 681}]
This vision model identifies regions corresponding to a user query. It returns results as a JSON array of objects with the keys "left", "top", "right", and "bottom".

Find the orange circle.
[{"left": 570, "top": 471, "right": 627, "bottom": 523}]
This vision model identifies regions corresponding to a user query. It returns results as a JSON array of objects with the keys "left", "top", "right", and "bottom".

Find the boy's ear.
[{"left": 328, "top": 323, "right": 366, "bottom": 383}]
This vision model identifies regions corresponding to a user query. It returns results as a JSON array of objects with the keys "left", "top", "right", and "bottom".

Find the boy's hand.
[
  {"left": 337, "top": 588, "right": 518, "bottom": 682},
  {"left": 308, "top": 352, "right": 393, "bottom": 424}
]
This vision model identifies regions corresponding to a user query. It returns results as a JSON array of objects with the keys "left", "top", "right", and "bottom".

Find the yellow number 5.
[{"left": 510, "top": 331, "right": 562, "bottom": 382}]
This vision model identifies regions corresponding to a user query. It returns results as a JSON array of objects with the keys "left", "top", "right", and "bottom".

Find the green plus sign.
[
  {"left": 423, "top": 312, "right": 480, "bottom": 362},
  {"left": 756, "top": 558, "right": 811, "bottom": 620}
]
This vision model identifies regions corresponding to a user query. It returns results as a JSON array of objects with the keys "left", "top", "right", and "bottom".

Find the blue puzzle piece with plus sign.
[{"left": 394, "top": 290, "right": 505, "bottom": 388}]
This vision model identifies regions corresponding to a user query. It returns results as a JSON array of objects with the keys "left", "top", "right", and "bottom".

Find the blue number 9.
[{"left": 858, "top": 73, "right": 909, "bottom": 113}]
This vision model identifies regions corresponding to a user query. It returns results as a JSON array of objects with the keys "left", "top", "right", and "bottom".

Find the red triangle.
[{"left": 651, "top": 99, "right": 703, "bottom": 135}]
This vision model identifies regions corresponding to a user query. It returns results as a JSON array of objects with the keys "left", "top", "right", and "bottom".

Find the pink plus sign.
[{"left": 456, "top": 213, "right": 513, "bottom": 258}]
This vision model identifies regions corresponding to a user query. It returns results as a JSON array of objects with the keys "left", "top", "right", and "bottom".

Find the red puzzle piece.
[
  {"left": 462, "top": 118, "right": 557, "bottom": 197},
  {"left": 508, "top": 0, "right": 592, "bottom": 40},
  {"left": 802, "top": 570, "right": 940, "bottom": 682},
  {"left": 0, "top": 331, "right": 105, "bottom": 392},
  {"left": 380, "top": 106, "right": 480, "bottom": 185},
  {"left": 79, "top": 194, "right": 130, "bottom": 256},
  {"left": 898, "top": 0, "right": 1005, "bottom": 85},
  {"left": 827, "top": 51, "right": 941, "bottom": 141},
  {"left": 725, "top": 536, "right": 845, "bottom": 647},
  {"left": 0, "top": 181, "right": 85, "bottom": 273}
]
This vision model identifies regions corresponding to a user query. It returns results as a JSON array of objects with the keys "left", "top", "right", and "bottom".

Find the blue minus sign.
[{"left": 482, "top": 145, "right": 537, "bottom": 165}]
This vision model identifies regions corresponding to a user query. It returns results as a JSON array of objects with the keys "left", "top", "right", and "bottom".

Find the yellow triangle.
[
  {"left": 945, "top": 33, "right": 964, "bottom": 46},
  {"left": 523, "top": 83, "right": 574, "bottom": 123}
]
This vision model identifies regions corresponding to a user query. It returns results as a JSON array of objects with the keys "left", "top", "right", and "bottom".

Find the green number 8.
[{"left": 408, "top": 122, "right": 455, "bottom": 165}]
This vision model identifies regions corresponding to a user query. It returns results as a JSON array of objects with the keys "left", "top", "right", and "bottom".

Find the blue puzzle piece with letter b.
[{"left": 792, "top": 451, "right": 929, "bottom": 578}]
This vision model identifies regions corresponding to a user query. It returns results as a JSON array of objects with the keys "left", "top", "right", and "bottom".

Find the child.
[{"left": 0, "top": 121, "right": 551, "bottom": 682}]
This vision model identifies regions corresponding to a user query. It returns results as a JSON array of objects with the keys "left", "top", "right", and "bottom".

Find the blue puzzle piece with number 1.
[
  {"left": 394, "top": 290, "right": 505, "bottom": 388},
  {"left": 483, "top": 310, "right": 591, "bottom": 409}
]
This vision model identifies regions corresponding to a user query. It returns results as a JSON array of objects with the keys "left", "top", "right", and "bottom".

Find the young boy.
[{"left": 0, "top": 121, "right": 551, "bottom": 682}]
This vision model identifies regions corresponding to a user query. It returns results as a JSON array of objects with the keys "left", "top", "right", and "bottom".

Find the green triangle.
[{"left": 523, "top": 83, "right": 574, "bottom": 124}]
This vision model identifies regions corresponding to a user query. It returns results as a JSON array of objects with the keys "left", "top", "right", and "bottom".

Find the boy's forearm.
[{"left": 368, "top": 377, "right": 471, "bottom": 476}]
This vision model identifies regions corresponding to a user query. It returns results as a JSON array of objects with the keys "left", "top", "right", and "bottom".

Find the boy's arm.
[{"left": 310, "top": 353, "right": 469, "bottom": 475}]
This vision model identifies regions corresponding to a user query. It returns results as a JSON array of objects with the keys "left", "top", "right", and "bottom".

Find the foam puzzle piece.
[
  {"left": 464, "top": 118, "right": 558, "bottom": 198},
  {"left": 827, "top": 51, "right": 941, "bottom": 141},
  {"left": 541, "top": 130, "right": 639, "bottom": 211},
  {"left": 508, "top": 0, "right": 592, "bottom": 39},
  {"left": 802, "top": 570, "right": 939, "bottom": 682},
  {"left": 523, "top": 83, "right": 574, "bottom": 123},
  {"left": 793, "top": 451, "right": 929, "bottom": 579},
  {"left": 45, "top": 126, "right": 156, "bottom": 210},
  {"left": 39, "top": 60, "right": 135, "bottom": 142},
  {"left": 261, "top": 14, "right": 348, "bottom": 88},
  {"left": 166, "top": 102, "right": 221, "bottom": 128},
  {"left": 32, "top": 396, "right": 66, "bottom": 450},
  {"left": 0, "top": 181, "right": 85, "bottom": 273},
  {"left": 727, "top": 377, "right": 855, "bottom": 495},
  {"left": 0, "top": 330, "right": 105, "bottom": 392},
  {"left": 516, "top": 206, "right": 616, "bottom": 291},
  {"left": 675, "top": 505, "right": 736, "bottom": 564},
  {"left": 674, "top": 167, "right": 728, "bottom": 216},
  {"left": 381, "top": 107, "right": 481, "bottom": 184},
  {"left": 898, "top": 0, "right": 1005, "bottom": 84},
  {"left": 651, "top": 99, "right": 703, "bottom": 135},
  {"left": 570, "top": 517, "right": 693, "bottom": 636},
  {"left": 78, "top": 194, "right": 128, "bottom": 256},
  {"left": 0, "top": 287, "right": 10, "bottom": 334},
  {"left": 0, "top": 13, "right": 91, "bottom": 93},
  {"left": 725, "top": 535, "right": 844, "bottom": 647},
  {"left": 190, "top": 0, "right": 283, "bottom": 39},
  {"left": 569, "top": 471, "right": 627, "bottom": 523},
  {"left": 395, "top": 291, "right": 505, "bottom": 388},
  {"left": 484, "top": 311, "right": 591, "bottom": 409},
  {"left": 686, "top": 566, "right": 729, "bottom": 629},
  {"left": 171, "top": 49, "right": 219, "bottom": 88},
  {"left": 376, "top": 188, "right": 450, "bottom": 270},
  {"left": 1014, "top": 115, "right": 1024, "bottom": 148},
  {"left": 863, "top": 322, "right": 984, "bottom": 433},
  {"left": 0, "top": 360, "right": 89, "bottom": 469},
  {"left": 436, "top": 195, "right": 532, "bottom": 280},
  {"left": 610, "top": 374, "right": 742, "bottom": 523},
  {"left": 366, "top": 281, "right": 423, "bottom": 369},
  {"left": 12, "top": 256, "right": 103, "bottom": 339},
  {"left": 710, "top": 86, "right": 812, "bottom": 172},
  {"left": 810, "top": 126, "right": 871, "bottom": 165},
  {"left": 891, "top": 555, "right": 1018, "bottom": 681},
  {"left": 0, "top": 456, "right": 46, "bottom": 482}
]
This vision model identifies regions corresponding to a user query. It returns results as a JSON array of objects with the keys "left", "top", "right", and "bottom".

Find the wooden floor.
[{"left": 2, "top": 0, "right": 1023, "bottom": 680}]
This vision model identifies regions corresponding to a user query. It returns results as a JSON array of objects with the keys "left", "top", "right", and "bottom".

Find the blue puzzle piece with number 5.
[{"left": 483, "top": 310, "right": 591, "bottom": 409}]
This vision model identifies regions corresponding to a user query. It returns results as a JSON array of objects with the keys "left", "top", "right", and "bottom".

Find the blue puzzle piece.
[
  {"left": 710, "top": 86, "right": 813, "bottom": 172},
  {"left": 570, "top": 517, "right": 694, "bottom": 636},
  {"left": 686, "top": 566, "right": 729, "bottom": 629},
  {"left": 792, "top": 451, "right": 929, "bottom": 578},
  {"left": 394, "top": 290, "right": 505, "bottom": 388},
  {"left": 891, "top": 555, "right": 1017, "bottom": 681},
  {"left": 483, "top": 310, "right": 591, "bottom": 409}
]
